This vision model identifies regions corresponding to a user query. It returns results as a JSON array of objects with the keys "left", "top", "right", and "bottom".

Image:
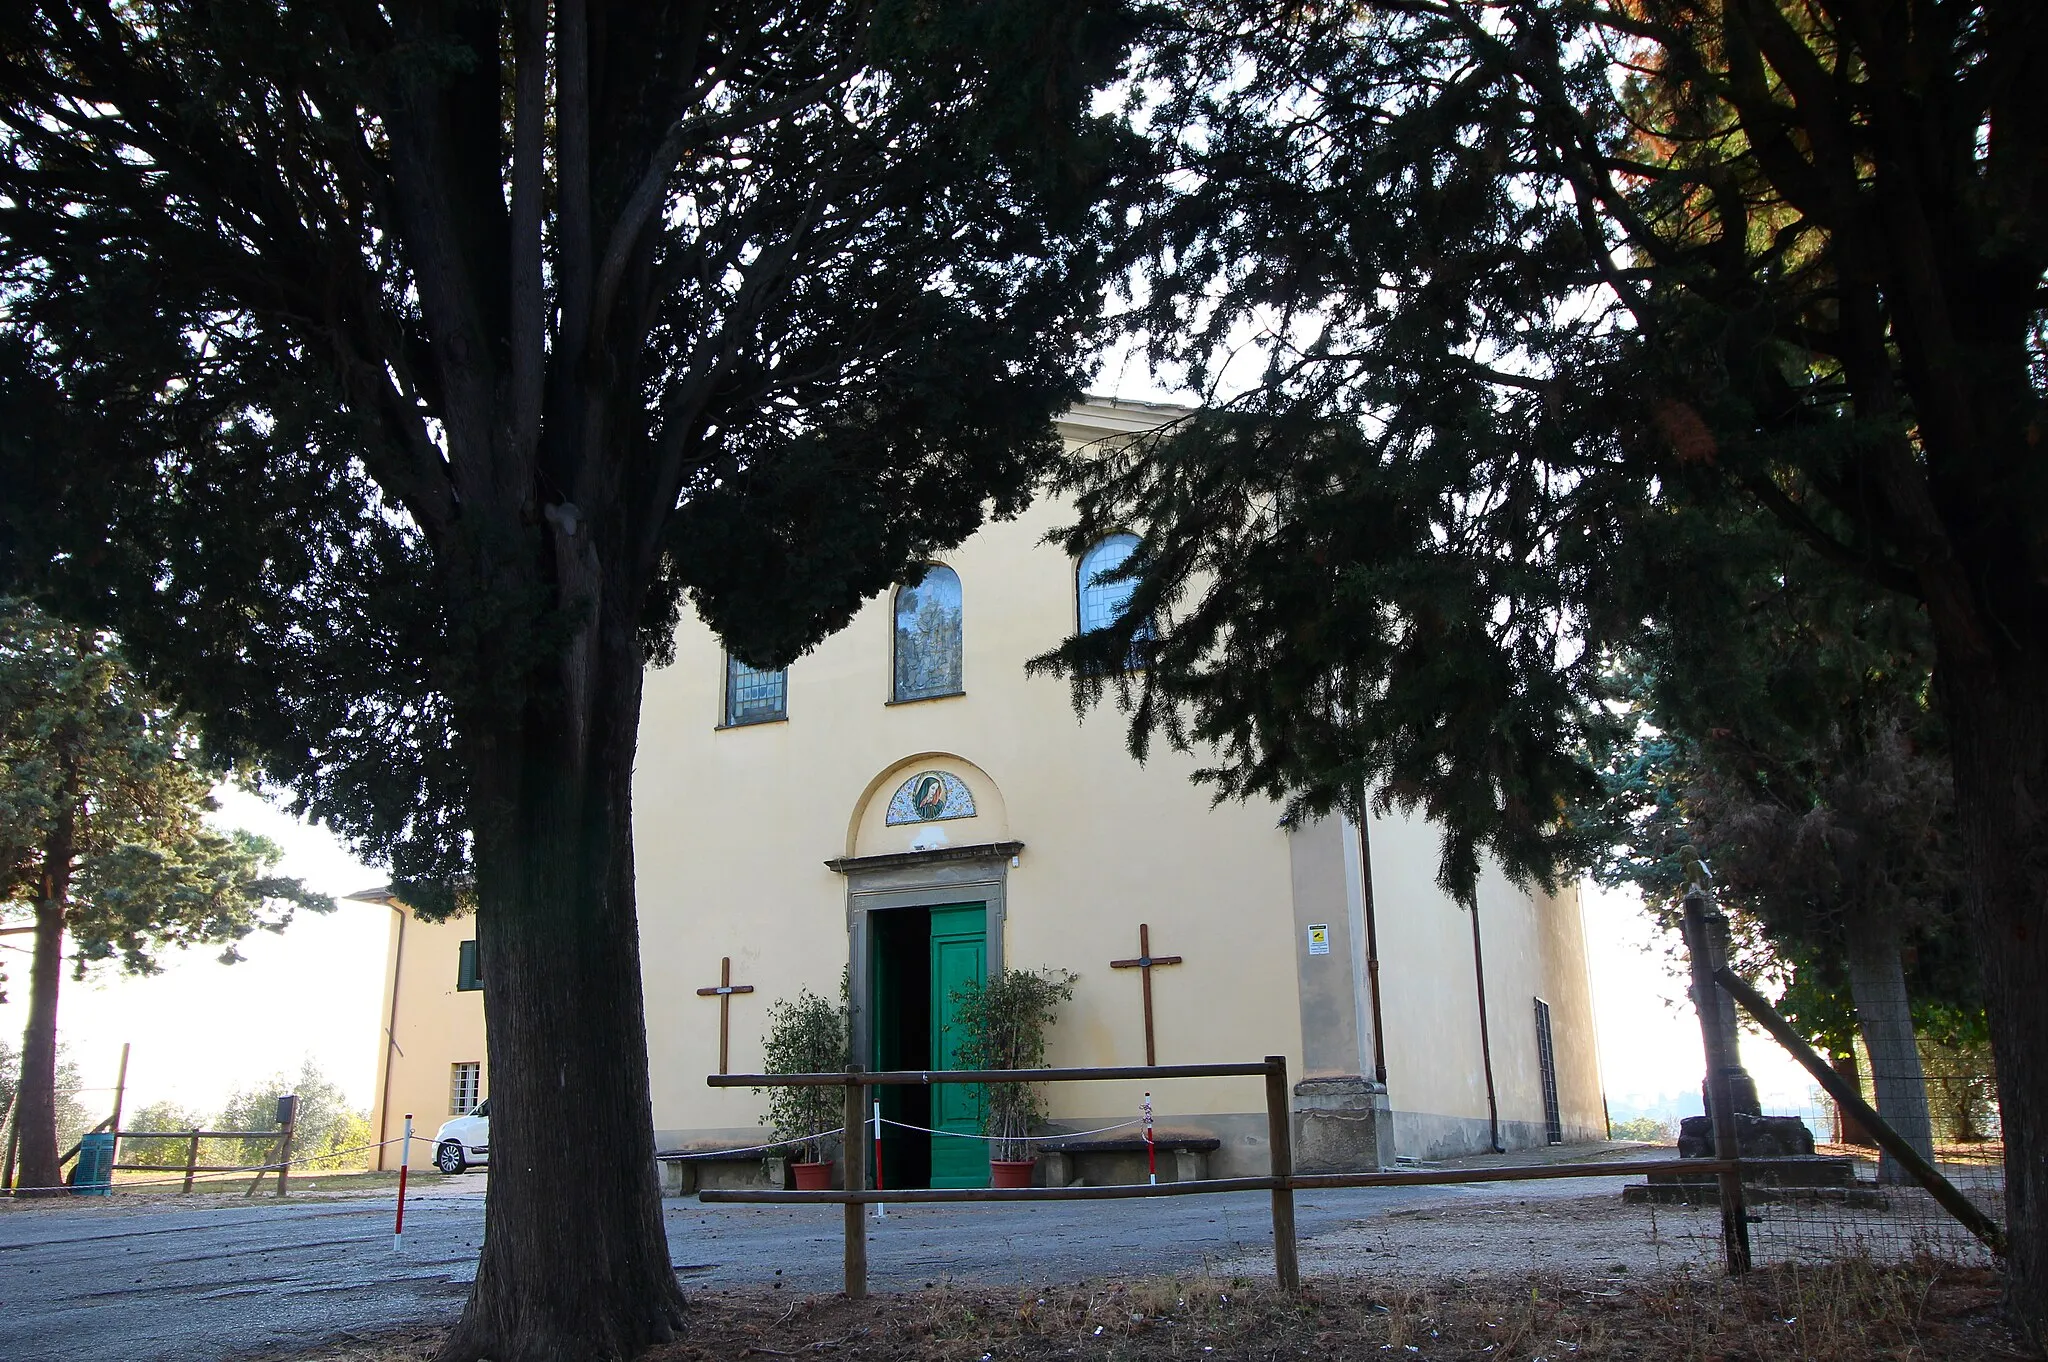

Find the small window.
[
  {"left": 724, "top": 654, "right": 787, "bottom": 726},
  {"left": 450, "top": 1062, "right": 482, "bottom": 1116},
  {"left": 892, "top": 564, "right": 963, "bottom": 701},
  {"left": 456, "top": 939, "right": 482, "bottom": 992},
  {"left": 1077, "top": 534, "right": 1151, "bottom": 669}
]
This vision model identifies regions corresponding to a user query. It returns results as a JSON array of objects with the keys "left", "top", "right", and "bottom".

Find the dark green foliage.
[
  {"left": 756, "top": 982, "right": 850, "bottom": 1165},
  {"left": 0, "top": 6, "right": 1143, "bottom": 1345},
  {"left": 0, "top": 0, "right": 1143, "bottom": 912},
  {"left": 1033, "top": 2, "right": 2047, "bottom": 1314},
  {"left": 1583, "top": 545, "right": 1979, "bottom": 1054},
  {"left": 1033, "top": 1, "right": 2048, "bottom": 903},
  {"left": 0, "top": 603, "right": 332, "bottom": 968},
  {"left": 951, "top": 966, "right": 1076, "bottom": 1160}
]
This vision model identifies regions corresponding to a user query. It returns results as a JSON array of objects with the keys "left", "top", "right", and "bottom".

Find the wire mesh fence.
[{"left": 1738, "top": 1071, "right": 2004, "bottom": 1271}]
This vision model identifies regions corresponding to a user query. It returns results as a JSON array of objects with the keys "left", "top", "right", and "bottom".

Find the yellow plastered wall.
[
  {"left": 366, "top": 903, "right": 487, "bottom": 1171},
  {"left": 368, "top": 397, "right": 1606, "bottom": 1163},
  {"left": 634, "top": 414, "right": 1304, "bottom": 1138},
  {"left": 1370, "top": 805, "right": 1606, "bottom": 1153}
]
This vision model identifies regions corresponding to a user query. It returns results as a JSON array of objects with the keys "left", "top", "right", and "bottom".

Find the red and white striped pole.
[
  {"left": 393, "top": 1114, "right": 412, "bottom": 1251},
  {"left": 1143, "top": 1092, "right": 1156, "bottom": 1185},
  {"left": 872, "top": 1100, "right": 886, "bottom": 1221}
]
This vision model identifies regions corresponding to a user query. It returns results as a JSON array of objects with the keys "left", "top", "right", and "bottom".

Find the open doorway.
[{"left": 868, "top": 902, "right": 987, "bottom": 1188}]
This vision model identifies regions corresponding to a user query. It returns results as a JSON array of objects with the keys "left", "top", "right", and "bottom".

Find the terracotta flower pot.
[
  {"left": 990, "top": 1158, "right": 1036, "bottom": 1189},
  {"left": 790, "top": 1159, "right": 833, "bottom": 1191}
]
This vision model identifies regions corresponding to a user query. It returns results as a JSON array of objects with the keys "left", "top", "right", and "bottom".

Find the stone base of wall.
[
  {"left": 1389, "top": 1110, "right": 1553, "bottom": 1161},
  {"left": 1292, "top": 1076, "right": 1393, "bottom": 1173}
]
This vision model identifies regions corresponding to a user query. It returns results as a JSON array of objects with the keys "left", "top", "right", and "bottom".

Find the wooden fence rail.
[
  {"left": 716, "top": 1058, "right": 1298, "bottom": 1300},
  {"left": 711, "top": 1059, "right": 1783, "bottom": 1301}
]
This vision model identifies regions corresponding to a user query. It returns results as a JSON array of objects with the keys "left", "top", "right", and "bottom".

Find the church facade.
[{"left": 364, "top": 396, "right": 1607, "bottom": 1180}]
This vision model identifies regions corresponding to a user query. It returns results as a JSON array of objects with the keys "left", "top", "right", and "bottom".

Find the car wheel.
[{"left": 435, "top": 1139, "right": 467, "bottom": 1174}]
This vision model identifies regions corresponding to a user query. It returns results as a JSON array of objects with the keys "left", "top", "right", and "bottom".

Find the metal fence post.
[
  {"left": 1264, "top": 1054, "right": 1299, "bottom": 1292},
  {"left": 842, "top": 1066, "right": 867, "bottom": 1300},
  {"left": 1682, "top": 889, "right": 1752, "bottom": 1275}
]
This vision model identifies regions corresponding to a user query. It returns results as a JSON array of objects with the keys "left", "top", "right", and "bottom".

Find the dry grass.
[{"left": 266, "top": 1259, "right": 2038, "bottom": 1362}]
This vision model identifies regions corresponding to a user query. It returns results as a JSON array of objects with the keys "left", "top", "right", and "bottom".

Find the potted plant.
[
  {"left": 758, "top": 979, "right": 849, "bottom": 1190},
  {"left": 952, "top": 967, "right": 1077, "bottom": 1187}
]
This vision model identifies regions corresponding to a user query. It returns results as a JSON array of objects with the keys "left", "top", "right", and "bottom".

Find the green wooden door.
[{"left": 928, "top": 903, "right": 988, "bottom": 1188}]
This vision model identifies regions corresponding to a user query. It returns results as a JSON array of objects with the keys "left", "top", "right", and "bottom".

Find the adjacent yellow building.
[{"left": 363, "top": 396, "right": 1606, "bottom": 1179}]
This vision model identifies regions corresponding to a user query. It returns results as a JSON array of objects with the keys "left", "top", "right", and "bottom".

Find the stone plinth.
[{"left": 1292, "top": 1076, "right": 1393, "bottom": 1173}]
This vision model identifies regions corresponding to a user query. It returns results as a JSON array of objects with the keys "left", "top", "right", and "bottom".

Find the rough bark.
[
  {"left": 1829, "top": 1053, "right": 1873, "bottom": 1147},
  {"left": 1942, "top": 645, "right": 2048, "bottom": 1327},
  {"left": 435, "top": 591, "right": 685, "bottom": 1362},
  {"left": 1842, "top": 920, "right": 1936, "bottom": 1186},
  {"left": 14, "top": 800, "right": 75, "bottom": 1194}
]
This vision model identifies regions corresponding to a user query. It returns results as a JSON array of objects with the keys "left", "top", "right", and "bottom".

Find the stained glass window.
[
  {"left": 893, "top": 564, "right": 963, "bottom": 701},
  {"left": 1078, "top": 534, "right": 1151, "bottom": 668},
  {"left": 725, "top": 654, "right": 787, "bottom": 725}
]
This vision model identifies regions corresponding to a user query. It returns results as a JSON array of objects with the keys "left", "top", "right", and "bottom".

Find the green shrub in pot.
[
  {"left": 757, "top": 977, "right": 849, "bottom": 1166},
  {"left": 951, "top": 967, "right": 1077, "bottom": 1162}
]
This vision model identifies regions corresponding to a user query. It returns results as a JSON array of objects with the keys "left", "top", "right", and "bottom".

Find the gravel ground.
[{"left": 9, "top": 1142, "right": 1998, "bottom": 1362}]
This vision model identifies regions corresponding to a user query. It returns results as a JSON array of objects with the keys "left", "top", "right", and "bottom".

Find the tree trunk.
[
  {"left": 1829, "top": 1052, "right": 1873, "bottom": 1147},
  {"left": 1842, "top": 919, "right": 1936, "bottom": 1186},
  {"left": 1941, "top": 643, "right": 2048, "bottom": 1328},
  {"left": 14, "top": 804, "right": 77, "bottom": 1194},
  {"left": 435, "top": 594, "right": 686, "bottom": 1362}
]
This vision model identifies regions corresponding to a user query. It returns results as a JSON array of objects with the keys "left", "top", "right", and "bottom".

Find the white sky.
[
  {"left": 4, "top": 786, "right": 1825, "bottom": 1129},
  {"left": 0, "top": 787, "right": 391, "bottom": 1120}
]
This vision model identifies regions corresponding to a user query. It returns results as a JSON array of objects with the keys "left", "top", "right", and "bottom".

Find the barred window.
[
  {"left": 892, "top": 565, "right": 963, "bottom": 701},
  {"left": 1534, "top": 998, "right": 1563, "bottom": 1145},
  {"left": 724, "top": 654, "right": 787, "bottom": 726},
  {"left": 450, "top": 1062, "right": 482, "bottom": 1116}
]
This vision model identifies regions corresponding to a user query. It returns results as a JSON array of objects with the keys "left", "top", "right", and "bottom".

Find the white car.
[{"left": 434, "top": 1098, "right": 489, "bottom": 1173}]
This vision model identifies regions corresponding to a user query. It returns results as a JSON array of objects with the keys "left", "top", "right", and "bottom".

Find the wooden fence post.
[
  {"left": 1682, "top": 889, "right": 1752, "bottom": 1275},
  {"left": 183, "top": 1131, "right": 201, "bottom": 1193},
  {"left": 1713, "top": 965, "right": 2006, "bottom": 1257},
  {"left": 842, "top": 1067, "right": 867, "bottom": 1300},
  {"left": 274, "top": 1114, "right": 297, "bottom": 1198},
  {"left": 1264, "top": 1054, "right": 1299, "bottom": 1292}
]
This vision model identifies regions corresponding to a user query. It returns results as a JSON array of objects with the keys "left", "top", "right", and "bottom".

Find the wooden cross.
[
  {"left": 695, "top": 956, "right": 755, "bottom": 1075},
  {"left": 1110, "top": 923, "right": 1184, "bottom": 1067}
]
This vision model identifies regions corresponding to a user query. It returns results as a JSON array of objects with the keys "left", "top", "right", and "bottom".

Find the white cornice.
[{"left": 1056, "top": 393, "right": 1194, "bottom": 443}]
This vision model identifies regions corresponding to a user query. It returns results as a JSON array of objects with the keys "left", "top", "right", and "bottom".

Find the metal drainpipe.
[
  {"left": 1355, "top": 806, "right": 1388, "bottom": 1086},
  {"left": 1469, "top": 896, "right": 1503, "bottom": 1153},
  {"left": 376, "top": 900, "right": 406, "bottom": 1172}
]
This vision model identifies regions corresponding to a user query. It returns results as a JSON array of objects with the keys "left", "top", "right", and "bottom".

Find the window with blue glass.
[
  {"left": 724, "top": 654, "right": 787, "bottom": 726},
  {"left": 1077, "top": 534, "right": 1152, "bottom": 668},
  {"left": 892, "top": 564, "right": 963, "bottom": 701}
]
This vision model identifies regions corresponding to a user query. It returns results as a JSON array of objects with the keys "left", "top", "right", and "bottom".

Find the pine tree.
[
  {"left": 0, "top": 602, "right": 328, "bottom": 1193},
  {"left": 1583, "top": 545, "right": 1975, "bottom": 1180},
  {"left": 0, "top": 6, "right": 1139, "bottom": 1353},
  {"left": 1031, "top": 0, "right": 2048, "bottom": 1319}
]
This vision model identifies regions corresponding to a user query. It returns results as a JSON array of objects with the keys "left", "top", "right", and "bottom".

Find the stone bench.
[
  {"left": 657, "top": 1146, "right": 814, "bottom": 1195},
  {"left": 1033, "top": 1134, "right": 1221, "bottom": 1187}
]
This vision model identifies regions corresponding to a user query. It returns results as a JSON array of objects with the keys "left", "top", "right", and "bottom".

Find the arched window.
[
  {"left": 1078, "top": 534, "right": 1154, "bottom": 674},
  {"left": 893, "top": 564, "right": 963, "bottom": 701},
  {"left": 1077, "top": 534, "right": 1142, "bottom": 636}
]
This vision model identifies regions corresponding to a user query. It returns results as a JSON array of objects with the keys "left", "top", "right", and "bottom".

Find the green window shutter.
[{"left": 457, "top": 939, "right": 481, "bottom": 992}]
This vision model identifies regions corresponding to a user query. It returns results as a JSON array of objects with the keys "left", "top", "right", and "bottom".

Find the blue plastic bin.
[{"left": 72, "top": 1131, "right": 115, "bottom": 1195}]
